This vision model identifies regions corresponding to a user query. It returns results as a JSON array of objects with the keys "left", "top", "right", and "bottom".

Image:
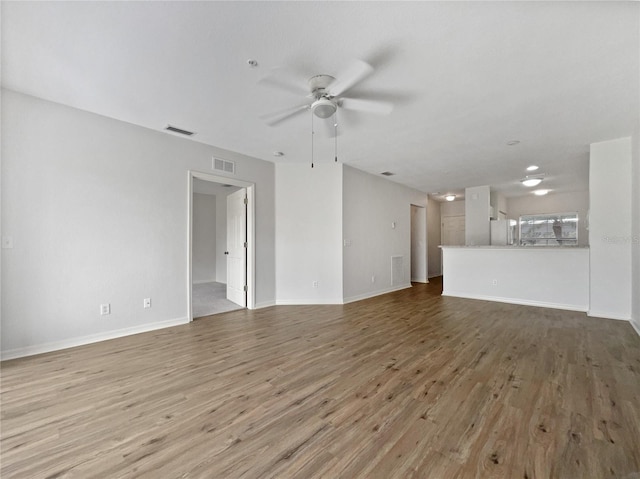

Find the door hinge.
[
  {"left": 243, "top": 196, "right": 248, "bottom": 205},
  {"left": 243, "top": 242, "right": 248, "bottom": 248},
  {"left": 243, "top": 285, "right": 248, "bottom": 292}
]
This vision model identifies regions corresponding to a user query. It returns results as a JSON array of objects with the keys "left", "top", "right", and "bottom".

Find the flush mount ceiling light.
[
  {"left": 445, "top": 194, "right": 456, "bottom": 201},
  {"left": 533, "top": 189, "right": 549, "bottom": 196},
  {"left": 526, "top": 165, "right": 539, "bottom": 172},
  {"left": 521, "top": 177, "right": 543, "bottom": 187}
]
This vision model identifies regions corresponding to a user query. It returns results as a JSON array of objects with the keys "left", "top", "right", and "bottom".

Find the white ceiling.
[{"left": 2, "top": 2, "right": 638, "bottom": 199}]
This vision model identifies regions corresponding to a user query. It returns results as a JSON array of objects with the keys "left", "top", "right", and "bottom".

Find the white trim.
[
  {"left": 343, "top": 283, "right": 412, "bottom": 304},
  {"left": 442, "top": 291, "right": 588, "bottom": 312},
  {"left": 587, "top": 310, "right": 631, "bottom": 321},
  {"left": 276, "top": 298, "right": 344, "bottom": 306},
  {"left": 192, "top": 279, "right": 219, "bottom": 285},
  {"left": 1, "top": 317, "right": 189, "bottom": 361},
  {"left": 187, "top": 170, "right": 256, "bottom": 320},
  {"left": 254, "top": 300, "right": 276, "bottom": 309}
]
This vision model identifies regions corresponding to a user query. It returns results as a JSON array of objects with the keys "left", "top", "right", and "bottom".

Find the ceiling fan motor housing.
[{"left": 308, "top": 74, "right": 337, "bottom": 119}]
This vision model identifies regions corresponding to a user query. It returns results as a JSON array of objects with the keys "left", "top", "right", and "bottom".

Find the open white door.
[{"left": 226, "top": 188, "right": 247, "bottom": 307}]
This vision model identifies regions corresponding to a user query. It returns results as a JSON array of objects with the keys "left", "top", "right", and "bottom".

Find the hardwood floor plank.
[{"left": 2, "top": 279, "right": 639, "bottom": 478}]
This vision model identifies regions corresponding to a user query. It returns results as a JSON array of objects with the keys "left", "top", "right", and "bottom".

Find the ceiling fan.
[{"left": 259, "top": 59, "right": 393, "bottom": 127}]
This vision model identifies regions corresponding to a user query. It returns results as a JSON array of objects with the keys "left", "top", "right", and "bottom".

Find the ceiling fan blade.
[
  {"left": 328, "top": 60, "right": 374, "bottom": 97},
  {"left": 260, "top": 103, "right": 310, "bottom": 126},
  {"left": 340, "top": 97, "right": 393, "bottom": 115},
  {"left": 258, "top": 67, "right": 309, "bottom": 96}
]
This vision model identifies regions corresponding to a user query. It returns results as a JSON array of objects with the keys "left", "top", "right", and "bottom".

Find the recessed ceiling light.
[
  {"left": 445, "top": 194, "right": 456, "bottom": 201},
  {"left": 526, "top": 165, "right": 539, "bottom": 171},
  {"left": 507, "top": 140, "right": 520, "bottom": 146},
  {"left": 273, "top": 151, "right": 284, "bottom": 157},
  {"left": 533, "top": 189, "right": 549, "bottom": 196},
  {"left": 247, "top": 59, "right": 258, "bottom": 68},
  {"left": 521, "top": 177, "right": 543, "bottom": 187}
]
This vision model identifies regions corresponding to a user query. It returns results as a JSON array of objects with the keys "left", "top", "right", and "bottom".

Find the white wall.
[
  {"left": 465, "top": 185, "right": 491, "bottom": 245},
  {"left": 427, "top": 197, "right": 442, "bottom": 278},
  {"left": 440, "top": 199, "right": 465, "bottom": 217},
  {"left": 342, "top": 165, "right": 427, "bottom": 302},
  {"left": 215, "top": 191, "right": 227, "bottom": 283},
  {"left": 275, "top": 163, "right": 343, "bottom": 304},
  {"left": 589, "top": 137, "right": 632, "bottom": 320},
  {"left": 192, "top": 193, "right": 216, "bottom": 283},
  {"left": 633, "top": 126, "right": 640, "bottom": 334},
  {"left": 442, "top": 246, "right": 589, "bottom": 311},
  {"left": 411, "top": 205, "right": 427, "bottom": 283},
  {"left": 490, "top": 190, "right": 507, "bottom": 219},
  {"left": 1, "top": 90, "right": 276, "bottom": 358},
  {"left": 192, "top": 193, "right": 217, "bottom": 283},
  {"left": 507, "top": 191, "right": 590, "bottom": 247}
]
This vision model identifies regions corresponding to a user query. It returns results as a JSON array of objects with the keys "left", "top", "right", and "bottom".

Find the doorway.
[
  {"left": 188, "top": 171, "right": 255, "bottom": 320},
  {"left": 441, "top": 215, "right": 465, "bottom": 246}
]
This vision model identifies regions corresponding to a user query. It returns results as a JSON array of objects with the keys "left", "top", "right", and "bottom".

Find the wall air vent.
[
  {"left": 213, "top": 157, "right": 236, "bottom": 175},
  {"left": 381, "top": 171, "right": 395, "bottom": 176},
  {"left": 165, "top": 125, "right": 195, "bottom": 136}
]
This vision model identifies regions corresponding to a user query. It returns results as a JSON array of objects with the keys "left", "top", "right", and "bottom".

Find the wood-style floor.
[{"left": 2, "top": 279, "right": 640, "bottom": 478}]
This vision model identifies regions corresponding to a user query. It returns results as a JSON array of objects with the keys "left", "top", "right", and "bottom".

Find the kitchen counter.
[{"left": 440, "top": 245, "right": 589, "bottom": 311}]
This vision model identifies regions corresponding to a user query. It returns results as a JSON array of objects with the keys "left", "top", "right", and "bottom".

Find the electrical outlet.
[
  {"left": 312, "top": 281, "right": 319, "bottom": 288},
  {"left": 492, "top": 279, "right": 498, "bottom": 286},
  {"left": 100, "top": 303, "right": 111, "bottom": 315},
  {"left": 143, "top": 298, "right": 151, "bottom": 309}
]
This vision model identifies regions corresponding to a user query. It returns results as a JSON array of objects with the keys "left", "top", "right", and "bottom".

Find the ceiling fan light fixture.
[
  {"left": 311, "top": 98, "right": 337, "bottom": 119},
  {"left": 521, "top": 177, "right": 543, "bottom": 187}
]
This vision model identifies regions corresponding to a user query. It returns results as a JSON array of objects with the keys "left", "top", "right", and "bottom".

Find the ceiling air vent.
[
  {"left": 165, "top": 125, "right": 195, "bottom": 136},
  {"left": 380, "top": 171, "right": 395, "bottom": 176},
  {"left": 213, "top": 158, "right": 236, "bottom": 175}
]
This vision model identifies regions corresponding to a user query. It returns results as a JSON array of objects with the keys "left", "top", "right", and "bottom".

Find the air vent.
[
  {"left": 381, "top": 171, "right": 395, "bottom": 176},
  {"left": 212, "top": 158, "right": 236, "bottom": 174},
  {"left": 165, "top": 125, "right": 195, "bottom": 136}
]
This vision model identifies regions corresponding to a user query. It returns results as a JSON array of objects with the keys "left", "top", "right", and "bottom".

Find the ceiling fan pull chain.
[{"left": 311, "top": 109, "right": 314, "bottom": 168}]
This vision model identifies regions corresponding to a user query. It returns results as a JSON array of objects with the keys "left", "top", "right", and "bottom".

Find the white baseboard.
[
  {"left": 253, "top": 300, "right": 276, "bottom": 309},
  {"left": 587, "top": 310, "right": 632, "bottom": 321},
  {"left": 1, "top": 316, "right": 190, "bottom": 361},
  {"left": 442, "top": 291, "right": 588, "bottom": 312},
  {"left": 343, "top": 283, "right": 412, "bottom": 304},
  {"left": 192, "top": 279, "right": 218, "bottom": 285},
  {"left": 275, "top": 298, "right": 344, "bottom": 306}
]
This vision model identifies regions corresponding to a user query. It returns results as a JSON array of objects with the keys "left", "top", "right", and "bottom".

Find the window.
[{"left": 519, "top": 213, "right": 578, "bottom": 246}]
